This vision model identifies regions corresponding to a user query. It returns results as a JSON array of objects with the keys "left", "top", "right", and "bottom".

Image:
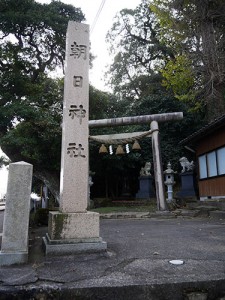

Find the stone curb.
[
  {"left": 0, "top": 278, "right": 225, "bottom": 300},
  {"left": 99, "top": 210, "right": 203, "bottom": 220}
]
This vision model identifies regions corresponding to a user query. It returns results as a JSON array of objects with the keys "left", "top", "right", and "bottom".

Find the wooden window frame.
[{"left": 198, "top": 146, "right": 225, "bottom": 180}]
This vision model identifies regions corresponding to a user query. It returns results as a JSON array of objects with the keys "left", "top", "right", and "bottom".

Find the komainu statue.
[
  {"left": 179, "top": 157, "right": 194, "bottom": 173},
  {"left": 140, "top": 162, "right": 151, "bottom": 176}
]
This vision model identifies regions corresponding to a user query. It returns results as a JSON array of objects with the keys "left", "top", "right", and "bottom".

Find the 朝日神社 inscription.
[
  {"left": 67, "top": 143, "right": 85, "bottom": 158},
  {"left": 60, "top": 22, "right": 89, "bottom": 213},
  {"left": 69, "top": 105, "right": 86, "bottom": 124},
  {"left": 70, "top": 41, "right": 87, "bottom": 60}
]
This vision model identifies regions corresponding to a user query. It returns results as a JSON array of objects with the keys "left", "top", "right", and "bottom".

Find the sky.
[{"left": 0, "top": 0, "right": 142, "bottom": 197}]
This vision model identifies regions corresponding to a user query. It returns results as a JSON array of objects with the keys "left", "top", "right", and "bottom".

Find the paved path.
[{"left": 1, "top": 212, "right": 225, "bottom": 299}]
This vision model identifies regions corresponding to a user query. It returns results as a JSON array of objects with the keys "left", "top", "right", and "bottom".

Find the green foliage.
[
  {"left": 89, "top": 86, "right": 108, "bottom": 120},
  {"left": 161, "top": 55, "right": 194, "bottom": 95},
  {"left": 150, "top": 0, "right": 194, "bottom": 52},
  {"left": 106, "top": 0, "right": 174, "bottom": 99},
  {"left": 0, "top": 0, "right": 85, "bottom": 137},
  {"left": 0, "top": 77, "right": 63, "bottom": 172},
  {"left": 129, "top": 78, "right": 204, "bottom": 170},
  {"left": 161, "top": 54, "right": 197, "bottom": 104},
  {"left": 150, "top": 0, "right": 225, "bottom": 120}
]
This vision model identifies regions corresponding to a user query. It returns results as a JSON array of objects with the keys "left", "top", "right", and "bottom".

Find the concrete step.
[
  {"left": 174, "top": 209, "right": 200, "bottom": 218},
  {"left": 209, "top": 210, "right": 225, "bottom": 220},
  {"left": 187, "top": 201, "right": 225, "bottom": 211}
]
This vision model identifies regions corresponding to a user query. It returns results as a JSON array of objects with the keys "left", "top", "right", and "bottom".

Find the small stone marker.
[
  {"left": 43, "top": 21, "right": 106, "bottom": 255},
  {"left": 0, "top": 161, "right": 33, "bottom": 265}
]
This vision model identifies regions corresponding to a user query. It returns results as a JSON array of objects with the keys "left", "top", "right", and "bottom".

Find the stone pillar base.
[
  {"left": 43, "top": 211, "right": 107, "bottom": 255},
  {"left": 43, "top": 234, "right": 107, "bottom": 255},
  {"left": 176, "top": 172, "right": 197, "bottom": 199},
  {"left": 0, "top": 251, "right": 28, "bottom": 266},
  {"left": 136, "top": 176, "right": 155, "bottom": 199}
]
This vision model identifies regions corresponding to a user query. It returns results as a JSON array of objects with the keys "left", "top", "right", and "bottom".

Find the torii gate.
[{"left": 89, "top": 112, "right": 183, "bottom": 211}]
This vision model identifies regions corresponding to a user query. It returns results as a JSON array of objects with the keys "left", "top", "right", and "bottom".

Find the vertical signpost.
[
  {"left": 60, "top": 22, "right": 89, "bottom": 213},
  {"left": 43, "top": 22, "right": 106, "bottom": 255}
]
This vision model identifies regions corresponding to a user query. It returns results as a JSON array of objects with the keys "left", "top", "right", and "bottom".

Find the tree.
[
  {"left": 106, "top": 0, "right": 174, "bottom": 99},
  {"left": 150, "top": 0, "right": 225, "bottom": 120},
  {"left": 0, "top": 0, "right": 85, "bottom": 200},
  {"left": 0, "top": 77, "right": 63, "bottom": 201}
]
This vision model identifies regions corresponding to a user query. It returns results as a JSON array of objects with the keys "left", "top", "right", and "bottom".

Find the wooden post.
[{"left": 151, "top": 121, "right": 167, "bottom": 211}]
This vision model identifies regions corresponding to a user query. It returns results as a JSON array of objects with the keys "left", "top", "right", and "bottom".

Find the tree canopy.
[
  {"left": 106, "top": 0, "right": 174, "bottom": 99},
  {"left": 150, "top": 0, "right": 225, "bottom": 120},
  {"left": 0, "top": 0, "right": 84, "bottom": 134},
  {"left": 107, "top": 0, "right": 225, "bottom": 121}
]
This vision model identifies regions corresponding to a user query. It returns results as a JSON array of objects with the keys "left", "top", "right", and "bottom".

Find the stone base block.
[
  {"left": 43, "top": 234, "right": 107, "bottom": 256},
  {"left": 48, "top": 211, "right": 100, "bottom": 240},
  {"left": 0, "top": 251, "right": 28, "bottom": 266},
  {"left": 44, "top": 211, "right": 107, "bottom": 255},
  {"left": 136, "top": 176, "right": 155, "bottom": 199}
]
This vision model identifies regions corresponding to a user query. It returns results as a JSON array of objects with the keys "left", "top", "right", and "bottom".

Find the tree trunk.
[{"left": 197, "top": 0, "right": 225, "bottom": 120}]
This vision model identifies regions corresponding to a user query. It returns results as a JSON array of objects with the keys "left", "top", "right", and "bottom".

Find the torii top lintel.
[{"left": 89, "top": 112, "right": 183, "bottom": 128}]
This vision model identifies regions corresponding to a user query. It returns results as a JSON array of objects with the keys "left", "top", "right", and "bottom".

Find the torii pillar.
[
  {"left": 151, "top": 121, "right": 167, "bottom": 210},
  {"left": 43, "top": 21, "right": 106, "bottom": 255}
]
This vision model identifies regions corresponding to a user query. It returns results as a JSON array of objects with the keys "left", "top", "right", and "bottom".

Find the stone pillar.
[
  {"left": 43, "top": 21, "right": 106, "bottom": 255},
  {"left": 59, "top": 23, "right": 89, "bottom": 213},
  {"left": 151, "top": 121, "right": 167, "bottom": 211},
  {"left": 0, "top": 161, "right": 33, "bottom": 265}
]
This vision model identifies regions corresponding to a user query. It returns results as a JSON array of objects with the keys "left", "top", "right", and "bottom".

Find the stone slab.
[
  {"left": 210, "top": 210, "right": 225, "bottom": 220},
  {"left": 48, "top": 211, "right": 100, "bottom": 240},
  {"left": 0, "top": 266, "right": 37, "bottom": 285},
  {"left": 0, "top": 251, "right": 28, "bottom": 266},
  {"left": 100, "top": 212, "right": 150, "bottom": 219},
  {"left": 43, "top": 236, "right": 107, "bottom": 256},
  {"left": 45, "top": 233, "right": 101, "bottom": 245},
  {"left": 1, "top": 162, "right": 33, "bottom": 253}
]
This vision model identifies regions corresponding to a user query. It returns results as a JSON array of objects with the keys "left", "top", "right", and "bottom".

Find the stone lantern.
[{"left": 164, "top": 162, "right": 176, "bottom": 203}]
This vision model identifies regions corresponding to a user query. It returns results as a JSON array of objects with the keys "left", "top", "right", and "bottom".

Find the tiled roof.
[{"left": 180, "top": 114, "right": 225, "bottom": 146}]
